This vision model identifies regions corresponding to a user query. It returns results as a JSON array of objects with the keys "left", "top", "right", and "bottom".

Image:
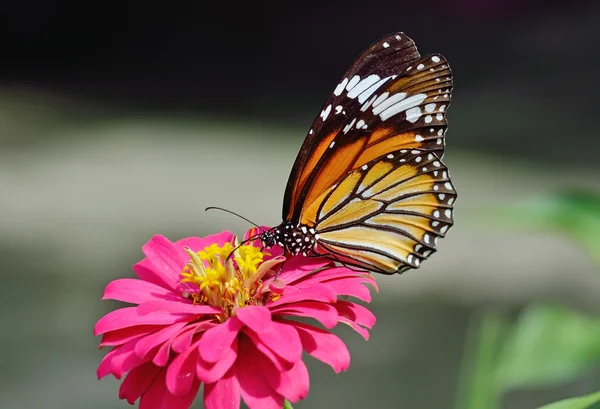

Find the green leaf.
[
  {"left": 537, "top": 390, "right": 600, "bottom": 409},
  {"left": 485, "top": 189, "right": 600, "bottom": 266},
  {"left": 496, "top": 303, "right": 600, "bottom": 390},
  {"left": 454, "top": 310, "right": 509, "bottom": 409},
  {"left": 283, "top": 400, "right": 294, "bottom": 409}
]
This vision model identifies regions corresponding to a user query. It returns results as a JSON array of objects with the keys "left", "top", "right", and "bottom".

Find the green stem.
[
  {"left": 283, "top": 400, "right": 294, "bottom": 409},
  {"left": 454, "top": 310, "right": 507, "bottom": 409}
]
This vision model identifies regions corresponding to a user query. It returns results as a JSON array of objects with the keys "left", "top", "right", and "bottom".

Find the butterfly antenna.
[
  {"left": 225, "top": 234, "right": 262, "bottom": 263},
  {"left": 205, "top": 206, "right": 263, "bottom": 231}
]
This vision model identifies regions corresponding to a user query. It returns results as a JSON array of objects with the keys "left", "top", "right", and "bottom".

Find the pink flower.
[{"left": 95, "top": 228, "right": 377, "bottom": 409}]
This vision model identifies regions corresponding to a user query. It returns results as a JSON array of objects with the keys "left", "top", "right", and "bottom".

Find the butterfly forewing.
[
  {"left": 312, "top": 149, "right": 456, "bottom": 274},
  {"left": 283, "top": 33, "right": 420, "bottom": 222},
  {"left": 282, "top": 33, "right": 453, "bottom": 230}
]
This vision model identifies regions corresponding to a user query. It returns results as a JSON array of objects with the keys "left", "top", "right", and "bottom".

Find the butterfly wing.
[
  {"left": 283, "top": 32, "right": 453, "bottom": 228},
  {"left": 312, "top": 149, "right": 456, "bottom": 274}
]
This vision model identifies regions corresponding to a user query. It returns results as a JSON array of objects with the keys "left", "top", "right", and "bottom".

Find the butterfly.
[{"left": 256, "top": 32, "right": 456, "bottom": 275}]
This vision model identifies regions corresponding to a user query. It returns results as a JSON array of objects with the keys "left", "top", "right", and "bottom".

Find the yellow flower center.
[{"left": 180, "top": 241, "right": 276, "bottom": 317}]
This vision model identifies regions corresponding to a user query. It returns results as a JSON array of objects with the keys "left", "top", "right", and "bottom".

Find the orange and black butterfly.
[{"left": 259, "top": 32, "right": 456, "bottom": 274}]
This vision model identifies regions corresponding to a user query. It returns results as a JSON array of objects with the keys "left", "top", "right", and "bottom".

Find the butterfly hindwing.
[{"left": 310, "top": 149, "right": 456, "bottom": 274}]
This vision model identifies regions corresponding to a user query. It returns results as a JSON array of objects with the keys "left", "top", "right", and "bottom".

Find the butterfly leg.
[
  {"left": 306, "top": 252, "right": 367, "bottom": 273},
  {"left": 273, "top": 258, "right": 287, "bottom": 279}
]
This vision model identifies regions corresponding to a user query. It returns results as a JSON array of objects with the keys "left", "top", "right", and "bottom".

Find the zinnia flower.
[{"left": 95, "top": 227, "right": 377, "bottom": 409}]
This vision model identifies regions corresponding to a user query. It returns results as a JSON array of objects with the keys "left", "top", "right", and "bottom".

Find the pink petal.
[
  {"left": 100, "top": 324, "right": 163, "bottom": 347},
  {"left": 139, "top": 369, "right": 167, "bottom": 409},
  {"left": 142, "top": 235, "right": 192, "bottom": 292},
  {"left": 196, "top": 336, "right": 238, "bottom": 383},
  {"left": 152, "top": 337, "right": 173, "bottom": 367},
  {"left": 133, "top": 258, "right": 173, "bottom": 290},
  {"left": 335, "top": 300, "right": 376, "bottom": 329},
  {"left": 273, "top": 360, "right": 309, "bottom": 403},
  {"left": 135, "top": 322, "right": 188, "bottom": 359},
  {"left": 166, "top": 340, "right": 201, "bottom": 397},
  {"left": 303, "top": 266, "right": 372, "bottom": 282},
  {"left": 98, "top": 336, "right": 146, "bottom": 379},
  {"left": 235, "top": 337, "right": 284, "bottom": 409},
  {"left": 266, "top": 284, "right": 338, "bottom": 308},
  {"left": 94, "top": 307, "right": 191, "bottom": 336},
  {"left": 176, "top": 231, "right": 234, "bottom": 253},
  {"left": 243, "top": 331, "right": 293, "bottom": 372},
  {"left": 198, "top": 316, "right": 243, "bottom": 363},
  {"left": 119, "top": 361, "right": 162, "bottom": 404},
  {"left": 235, "top": 305, "right": 271, "bottom": 331},
  {"left": 275, "top": 257, "right": 333, "bottom": 284},
  {"left": 204, "top": 371, "right": 241, "bottom": 409},
  {"left": 254, "top": 348, "right": 309, "bottom": 403},
  {"left": 242, "top": 320, "right": 302, "bottom": 364},
  {"left": 172, "top": 319, "right": 219, "bottom": 354},
  {"left": 137, "top": 300, "right": 221, "bottom": 316},
  {"left": 97, "top": 346, "right": 121, "bottom": 379},
  {"left": 289, "top": 320, "right": 350, "bottom": 373},
  {"left": 159, "top": 379, "right": 200, "bottom": 409},
  {"left": 324, "top": 278, "right": 373, "bottom": 302},
  {"left": 270, "top": 301, "right": 338, "bottom": 328},
  {"left": 338, "top": 318, "right": 370, "bottom": 340},
  {"left": 102, "top": 278, "right": 176, "bottom": 304}
]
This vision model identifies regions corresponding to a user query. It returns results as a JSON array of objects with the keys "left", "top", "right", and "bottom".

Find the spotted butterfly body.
[{"left": 260, "top": 32, "right": 456, "bottom": 274}]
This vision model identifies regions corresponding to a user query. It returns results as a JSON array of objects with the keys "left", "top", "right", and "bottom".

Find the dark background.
[
  {"left": 1, "top": 1, "right": 598, "bottom": 160},
  {"left": 1, "top": 2, "right": 599, "bottom": 409}
]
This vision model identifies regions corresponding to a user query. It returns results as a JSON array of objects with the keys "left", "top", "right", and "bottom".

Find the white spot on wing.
[
  {"left": 320, "top": 104, "right": 332, "bottom": 121},
  {"left": 417, "top": 64, "right": 425, "bottom": 70},
  {"left": 415, "top": 134, "right": 424, "bottom": 142},
  {"left": 406, "top": 107, "right": 422, "bottom": 123},
  {"left": 329, "top": 141, "right": 335, "bottom": 148},
  {"left": 372, "top": 92, "right": 390, "bottom": 108},
  {"left": 334, "top": 78, "right": 348, "bottom": 96},
  {"left": 360, "top": 94, "right": 378, "bottom": 112},
  {"left": 425, "top": 103, "right": 436, "bottom": 113},
  {"left": 335, "top": 105, "right": 343, "bottom": 114},
  {"left": 347, "top": 75, "right": 380, "bottom": 100},
  {"left": 357, "top": 76, "right": 394, "bottom": 103},
  {"left": 378, "top": 93, "right": 427, "bottom": 121},
  {"left": 372, "top": 92, "right": 407, "bottom": 115},
  {"left": 432, "top": 56, "right": 441, "bottom": 63},
  {"left": 356, "top": 119, "right": 366, "bottom": 129},
  {"left": 343, "top": 118, "right": 357, "bottom": 134},
  {"left": 383, "top": 42, "right": 390, "bottom": 48},
  {"left": 346, "top": 75, "right": 360, "bottom": 91}
]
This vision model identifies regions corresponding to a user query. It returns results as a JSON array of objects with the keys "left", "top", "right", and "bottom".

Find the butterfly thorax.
[{"left": 263, "top": 222, "right": 317, "bottom": 256}]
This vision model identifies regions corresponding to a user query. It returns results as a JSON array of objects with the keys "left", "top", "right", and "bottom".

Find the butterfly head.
[{"left": 259, "top": 228, "right": 278, "bottom": 249}]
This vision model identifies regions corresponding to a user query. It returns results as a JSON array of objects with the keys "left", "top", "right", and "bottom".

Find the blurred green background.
[{"left": 1, "top": 1, "right": 600, "bottom": 408}]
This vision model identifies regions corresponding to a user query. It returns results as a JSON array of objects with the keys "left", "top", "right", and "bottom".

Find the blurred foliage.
[
  {"left": 456, "top": 189, "right": 600, "bottom": 409},
  {"left": 537, "top": 391, "right": 600, "bottom": 409},
  {"left": 489, "top": 189, "right": 600, "bottom": 265},
  {"left": 497, "top": 304, "right": 600, "bottom": 390}
]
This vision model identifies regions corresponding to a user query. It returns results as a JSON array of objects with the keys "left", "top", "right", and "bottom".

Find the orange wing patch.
[{"left": 285, "top": 129, "right": 339, "bottom": 221}]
